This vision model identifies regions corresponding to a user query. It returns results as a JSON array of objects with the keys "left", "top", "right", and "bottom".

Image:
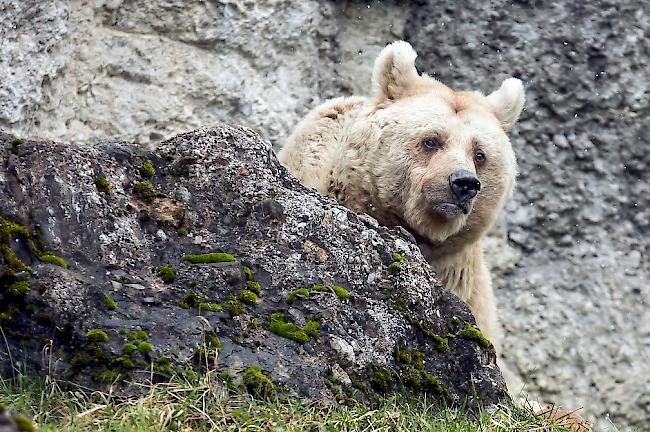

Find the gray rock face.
[
  {"left": 0, "top": 126, "right": 506, "bottom": 408},
  {"left": 2, "top": 0, "right": 648, "bottom": 428},
  {"left": 0, "top": 1, "right": 404, "bottom": 146}
]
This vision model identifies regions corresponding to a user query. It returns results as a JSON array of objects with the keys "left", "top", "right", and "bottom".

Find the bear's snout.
[{"left": 448, "top": 170, "right": 481, "bottom": 206}]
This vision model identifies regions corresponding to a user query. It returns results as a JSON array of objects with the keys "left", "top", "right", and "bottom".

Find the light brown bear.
[{"left": 278, "top": 41, "right": 524, "bottom": 348}]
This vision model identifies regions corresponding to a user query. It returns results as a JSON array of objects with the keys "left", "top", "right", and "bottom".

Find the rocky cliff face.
[
  {"left": 1, "top": 0, "right": 648, "bottom": 428},
  {"left": 0, "top": 126, "right": 506, "bottom": 408}
]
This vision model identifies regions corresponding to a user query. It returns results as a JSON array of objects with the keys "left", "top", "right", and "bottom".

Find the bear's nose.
[{"left": 449, "top": 170, "right": 481, "bottom": 202}]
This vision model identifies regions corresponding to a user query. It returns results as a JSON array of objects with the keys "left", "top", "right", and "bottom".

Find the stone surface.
[
  {"left": 0, "top": 126, "right": 506, "bottom": 408},
  {"left": 2, "top": 0, "right": 649, "bottom": 428}
]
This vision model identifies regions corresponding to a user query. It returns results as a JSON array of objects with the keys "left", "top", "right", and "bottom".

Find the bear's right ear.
[{"left": 371, "top": 41, "right": 420, "bottom": 102}]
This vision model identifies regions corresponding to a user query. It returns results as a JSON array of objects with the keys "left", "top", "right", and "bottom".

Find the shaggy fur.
[{"left": 278, "top": 41, "right": 524, "bottom": 348}]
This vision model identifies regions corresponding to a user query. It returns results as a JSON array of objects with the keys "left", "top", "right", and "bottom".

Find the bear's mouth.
[{"left": 431, "top": 202, "right": 470, "bottom": 219}]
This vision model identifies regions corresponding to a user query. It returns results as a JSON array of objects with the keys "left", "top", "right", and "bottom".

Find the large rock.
[{"left": 0, "top": 126, "right": 506, "bottom": 407}]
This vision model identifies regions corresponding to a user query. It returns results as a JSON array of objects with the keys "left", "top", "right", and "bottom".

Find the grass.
[{"left": 0, "top": 371, "right": 592, "bottom": 432}]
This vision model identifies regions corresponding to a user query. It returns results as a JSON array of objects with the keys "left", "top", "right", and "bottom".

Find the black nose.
[{"left": 449, "top": 170, "right": 481, "bottom": 202}]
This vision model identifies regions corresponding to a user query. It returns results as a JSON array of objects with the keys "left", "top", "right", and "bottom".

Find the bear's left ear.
[
  {"left": 487, "top": 78, "right": 525, "bottom": 131},
  {"left": 371, "top": 41, "right": 420, "bottom": 102}
]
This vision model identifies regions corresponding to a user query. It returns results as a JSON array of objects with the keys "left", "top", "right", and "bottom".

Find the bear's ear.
[
  {"left": 371, "top": 41, "right": 420, "bottom": 102},
  {"left": 487, "top": 78, "right": 525, "bottom": 131}
]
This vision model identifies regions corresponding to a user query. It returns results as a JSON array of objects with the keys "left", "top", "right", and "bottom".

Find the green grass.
[{"left": 0, "top": 372, "right": 590, "bottom": 432}]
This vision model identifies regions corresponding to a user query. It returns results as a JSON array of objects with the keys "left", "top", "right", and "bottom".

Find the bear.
[{"left": 278, "top": 40, "right": 524, "bottom": 348}]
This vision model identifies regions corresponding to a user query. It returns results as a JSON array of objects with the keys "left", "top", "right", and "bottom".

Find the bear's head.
[{"left": 359, "top": 41, "right": 524, "bottom": 250}]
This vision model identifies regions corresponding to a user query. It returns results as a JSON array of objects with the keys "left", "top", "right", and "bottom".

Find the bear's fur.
[{"left": 278, "top": 41, "right": 524, "bottom": 348}]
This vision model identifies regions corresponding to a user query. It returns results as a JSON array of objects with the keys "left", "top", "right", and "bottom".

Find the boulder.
[{"left": 0, "top": 125, "right": 505, "bottom": 407}]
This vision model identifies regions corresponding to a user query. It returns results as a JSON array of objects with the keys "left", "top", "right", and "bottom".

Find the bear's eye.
[
  {"left": 474, "top": 149, "right": 487, "bottom": 165},
  {"left": 422, "top": 138, "right": 442, "bottom": 151}
]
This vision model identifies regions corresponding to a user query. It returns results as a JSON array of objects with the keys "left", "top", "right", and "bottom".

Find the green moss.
[
  {"left": 179, "top": 292, "right": 202, "bottom": 309},
  {"left": 154, "top": 264, "right": 176, "bottom": 283},
  {"left": 394, "top": 347, "right": 412, "bottom": 364},
  {"left": 242, "top": 367, "right": 276, "bottom": 399},
  {"left": 0, "top": 244, "right": 28, "bottom": 275},
  {"left": 0, "top": 308, "right": 18, "bottom": 324},
  {"left": 103, "top": 293, "right": 117, "bottom": 311},
  {"left": 137, "top": 342, "right": 152, "bottom": 355},
  {"left": 85, "top": 329, "right": 109, "bottom": 343},
  {"left": 242, "top": 266, "right": 253, "bottom": 281},
  {"left": 127, "top": 330, "right": 148, "bottom": 341},
  {"left": 94, "top": 175, "right": 112, "bottom": 195},
  {"left": 239, "top": 289, "right": 258, "bottom": 305},
  {"left": 140, "top": 159, "right": 155, "bottom": 178},
  {"left": 206, "top": 334, "right": 221, "bottom": 350},
  {"left": 390, "top": 295, "right": 450, "bottom": 353},
  {"left": 133, "top": 181, "right": 165, "bottom": 203},
  {"left": 14, "top": 414, "right": 35, "bottom": 432},
  {"left": 457, "top": 322, "right": 492, "bottom": 349},
  {"left": 116, "top": 356, "right": 136, "bottom": 369},
  {"left": 245, "top": 280, "right": 261, "bottom": 295},
  {"left": 304, "top": 320, "right": 320, "bottom": 339},
  {"left": 153, "top": 356, "right": 173, "bottom": 375},
  {"left": 38, "top": 253, "right": 69, "bottom": 269},
  {"left": 422, "top": 372, "right": 448, "bottom": 398},
  {"left": 392, "top": 253, "right": 406, "bottom": 263},
  {"left": 94, "top": 369, "right": 120, "bottom": 383},
  {"left": 198, "top": 302, "right": 223, "bottom": 312},
  {"left": 388, "top": 262, "right": 402, "bottom": 272},
  {"left": 286, "top": 288, "right": 310, "bottom": 304},
  {"left": 329, "top": 285, "right": 350, "bottom": 301},
  {"left": 181, "top": 252, "right": 236, "bottom": 264},
  {"left": 224, "top": 294, "right": 245, "bottom": 316},
  {"left": 411, "top": 319, "right": 450, "bottom": 353},
  {"left": 6, "top": 280, "right": 29, "bottom": 297},
  {"left": 311, "top": 284, "right": 328, "bottom": 293},
  {"left": 312, "top": 283, "right": 351, "bottom": 300},
  {"left": 0, "top": 219, "right": 31, "bottom": 276},
  {"left": 411, "top": 351, "right": 425, "bottom": 370},
  {"left": 389, "top": 253, "right": 406, "bottom": 273},
  {"left": 368, "top": 370, "right": 392, "bottom": 392},
  {"left": 392, "top": 296, "right": 408, "bottom": 313},
  {"left": 401, "top": 366, "right": 422, "bottom": 390},
  {"left": 0, "top": 218, "right": 29, "bottom": 242},
  {"left": 177, "top": 227, "right": 189, "bottom": 236},
  {"left": 267, "top": 312, "right": 316, "bottom": 344},
  {"left": 248, "top": 318, "right": 260, "bottom": 329},
  {"left": 288, "top": 284, "right": 350, "bottom": 304},
  {"left": 122, "top": 343, "right": 138, "bottom": 356}
]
